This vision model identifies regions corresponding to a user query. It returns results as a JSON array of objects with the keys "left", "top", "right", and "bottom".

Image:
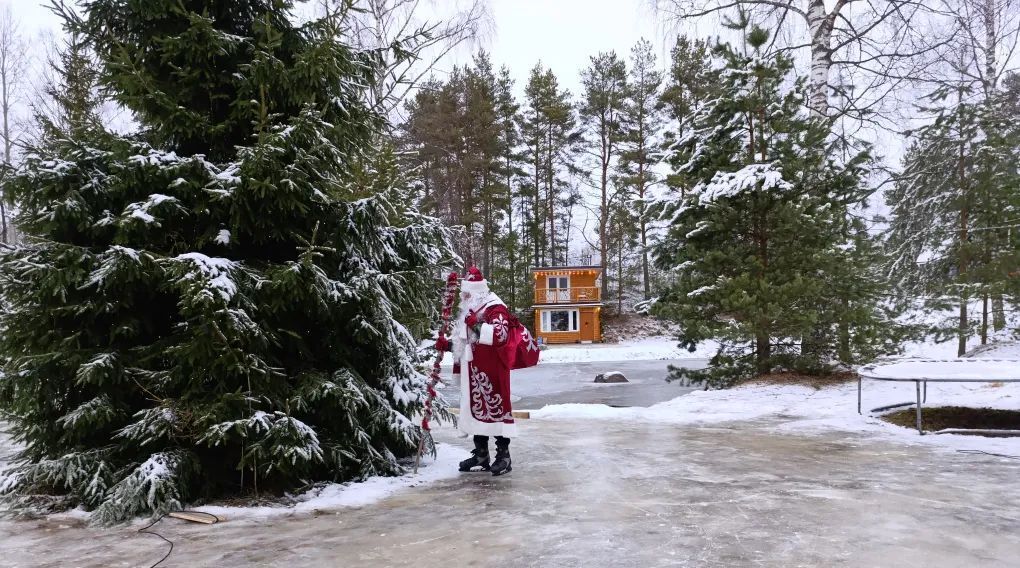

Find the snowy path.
[{"left": 2, "top": 420, "right": 1018, "bottom": 567}]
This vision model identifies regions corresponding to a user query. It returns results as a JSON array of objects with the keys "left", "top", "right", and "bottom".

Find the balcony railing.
[{"left": 534, "top": 287, "right": 600, "bottom": 304}]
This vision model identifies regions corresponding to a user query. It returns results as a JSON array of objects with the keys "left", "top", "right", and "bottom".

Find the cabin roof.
[{"left": 532, "top": 265, "right": 603, "bottom": 272}]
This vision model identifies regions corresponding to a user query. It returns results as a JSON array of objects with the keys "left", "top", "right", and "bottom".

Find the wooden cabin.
[{"left": 531, "top": 265, "right": 603, "bottom": 344}]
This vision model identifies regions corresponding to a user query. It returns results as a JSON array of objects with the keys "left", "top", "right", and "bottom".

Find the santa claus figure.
[{"left": 435, "top": 266, "right": 516, "bottom": 476}]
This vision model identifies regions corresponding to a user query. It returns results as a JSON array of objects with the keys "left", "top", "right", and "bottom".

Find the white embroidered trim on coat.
[
  {"left": 469, "top": 365, "right": 512, "bottom": 422},
  {"left": 491, "top": 313, "right": 509, "bottom": 344}
]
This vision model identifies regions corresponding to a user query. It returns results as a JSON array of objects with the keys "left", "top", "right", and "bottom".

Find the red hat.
[{"left": 461, "top": 266, "right": 489, "bottom": 295}]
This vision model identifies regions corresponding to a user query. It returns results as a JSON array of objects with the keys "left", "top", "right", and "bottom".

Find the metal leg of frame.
[
  {"left": 923, "top": 381, "right": 927, "bottom": 403},
  {"left": 915, "top": 380, "right": 923, "bottom": 435},
  {"left": 857, "top": 376, "right": 862, "bottom": 414}
]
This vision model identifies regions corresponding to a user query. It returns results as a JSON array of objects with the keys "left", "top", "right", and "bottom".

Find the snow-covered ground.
[
  {"left": 532, "top": 342, "right": 1020, "bottom": 457},
  {"left": 0, "top": 436, "right": 464, "bottom": 524},
  {"left": 189, "top": 444, "right": 462, "bottom": 521},
  {"left": 433, "top": 331, "right": 1007, "bottom": 367}
]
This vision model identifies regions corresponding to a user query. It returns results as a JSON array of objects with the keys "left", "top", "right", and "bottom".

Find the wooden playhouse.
[{"left": 531, "top": 265, "right": 603, "bottom": 344}]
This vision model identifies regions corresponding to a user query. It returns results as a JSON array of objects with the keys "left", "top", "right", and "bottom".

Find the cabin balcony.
[{"left": 533, "top": 287, "right": 601, "bottom": 305}]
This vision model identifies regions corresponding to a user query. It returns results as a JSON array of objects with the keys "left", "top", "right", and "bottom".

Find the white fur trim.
[{"left": 479, "top": 323, "right": 495, "bottom": 346}]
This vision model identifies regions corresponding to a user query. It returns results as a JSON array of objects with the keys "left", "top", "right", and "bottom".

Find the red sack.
[{"left": 507, "top": 314, "right": 540, "bottom": 369}]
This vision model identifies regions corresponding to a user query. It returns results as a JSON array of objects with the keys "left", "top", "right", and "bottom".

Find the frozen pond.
[{"left": 442, "top": 358, "right": 709, "bottom": 409}]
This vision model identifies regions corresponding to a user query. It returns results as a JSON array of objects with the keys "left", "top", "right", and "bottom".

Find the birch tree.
[
  {"left": 324, "top": 0, "right": 491, "bottom": 118},
  {"left": 652, "top": 0, "right": 956, "bottom": 118},
  {"left": 0, "top": 4, "right": 26, "bottom": 243}
]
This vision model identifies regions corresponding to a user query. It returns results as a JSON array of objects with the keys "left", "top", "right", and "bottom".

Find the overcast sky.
[
  {"left": 9, "top": 0, "right": 674, "bottom": 98},
  {"left": 459, "top": 0, "right": 668, "bottom": 95}
]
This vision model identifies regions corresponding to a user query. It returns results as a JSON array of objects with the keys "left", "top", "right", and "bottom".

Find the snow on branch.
[
  {"left": 93, "top": 451, "right": 190, "bottom": 523},
  {"left": 694, "top": 163, "right": 792, "bottom": 205},
  {"left": 120, "top": 194, "right": 182, "bottom": 226},
  {"left": 169, "top": 253, "right": 240, "bottom": 303}
]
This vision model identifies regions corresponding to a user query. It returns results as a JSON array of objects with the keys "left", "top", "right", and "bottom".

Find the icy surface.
[
  {"left": 3, "top": 423, "right": 1019, "bottom": 567},
  {"left": 192, "top": 443, "right": 461, "bottom": 520},
  {"left": 4, "top": 348, "right": 1020, "bottom": 567}
]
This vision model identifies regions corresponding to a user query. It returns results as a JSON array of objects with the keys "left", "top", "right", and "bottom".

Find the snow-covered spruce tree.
[
  {"left": 0, "top": 1, "right": 454, "bottom": 523},
  {"left": 886, "top": 92, "right": 1020, "bottom": 354},
  {"left": 651, "top": 26, "right": 900, "bottom": 388}
]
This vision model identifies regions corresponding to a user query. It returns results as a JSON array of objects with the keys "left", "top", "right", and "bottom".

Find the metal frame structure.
[{"left": 857, "top": 359, "right": 1020, "bottom": 435}]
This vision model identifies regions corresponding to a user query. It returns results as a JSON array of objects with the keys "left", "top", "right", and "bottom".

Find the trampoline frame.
[{"left": 857, "top": 359, "right": 1020, "bottom": 435}]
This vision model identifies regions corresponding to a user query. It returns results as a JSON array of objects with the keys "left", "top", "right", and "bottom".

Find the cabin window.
[
  {"left": 545, "top": 276, "right": 570, "bottom": 302},
  {"left": 547, "top": 276, "right": 568, "bottom": 289},
  {"left": 541, "top": 309, "right": 579, "bottom": 332}
]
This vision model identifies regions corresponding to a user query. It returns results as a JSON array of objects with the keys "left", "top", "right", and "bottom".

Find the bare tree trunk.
[
  {"left": 640, "top": 219, "right": 649, "bottom": 298},
  {"left": 481, "top": 167, "right": 492, "bottom": 279},
  {"left": 981, "top": 292, "right": 988, "bottom": 345},
  {"left": 505, "top": 153, "right": 516, "bottom": 311},
  {"left": 546, "top": 125, "right": 555, "bottom": 265},
  {"left": 992, "top": 294, "right": 1006, "bottom": 331},
  {"left": 957, "top": 110, "right": 969, "bottom": 358},
  {"left": 599, "top": 127, "right": 609, "bottom": 302},
  {"left": 973, "top": 0, "right": 1007, "bottom": 334},
  {"left": 617, "top": 235, "right": 624, "bottom": 314},
  {"left": 0, "top": 194, "right": 7, "bottom": 244},
  {"left": 756, "top": 333, "right": 771, "bottom": 374},
  {"left": 532, "top": 142, "right": 541, "bottom": 265},
  {"left": 637, "top": 109, "right": 650, "bottom": 299},
  {"left": 756, "top": 211, "right": 771, "bottom": 374},
  {"left": 958, "top": 292, "right": 969, "bottom": 357}
]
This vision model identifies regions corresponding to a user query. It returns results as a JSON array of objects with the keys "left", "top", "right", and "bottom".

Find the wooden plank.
[{"left": 168, "top": 511, "right": 221, "bottom": 524}]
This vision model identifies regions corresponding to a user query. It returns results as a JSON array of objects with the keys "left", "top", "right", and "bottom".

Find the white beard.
[{"left": 451, "top": 291, "right": 489, "bottom": 362}]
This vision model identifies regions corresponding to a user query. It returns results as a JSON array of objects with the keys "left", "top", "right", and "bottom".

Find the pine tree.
[
  {"left": 658, "top": 35, "right": 716, "bottom": 196},
  {"left": 519, "top": 64, "right": 577, "bottom": 266},
  {"left": 399, "top": 53, "right": 522, "bottom": 307},
  {"left": 652, "top": 26, "right": 898, "bottom": 387},
  {"left": 462, "top": 53, "right": 508, "bottom": 280},
  {"left": 0, "top": 1, "right": 454, "bottom": 523},
  {"left": 402, "top": 74, "right": 466, "bottom": 238},
  {"left": 490, "top": 65, "right": 529, "bottom": 312},
  {"left": 579, "top": 51, "right": 628, "bottom": 304},
  {"left": 620, "top": 38, "right": 664, "bottom": 301}
]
